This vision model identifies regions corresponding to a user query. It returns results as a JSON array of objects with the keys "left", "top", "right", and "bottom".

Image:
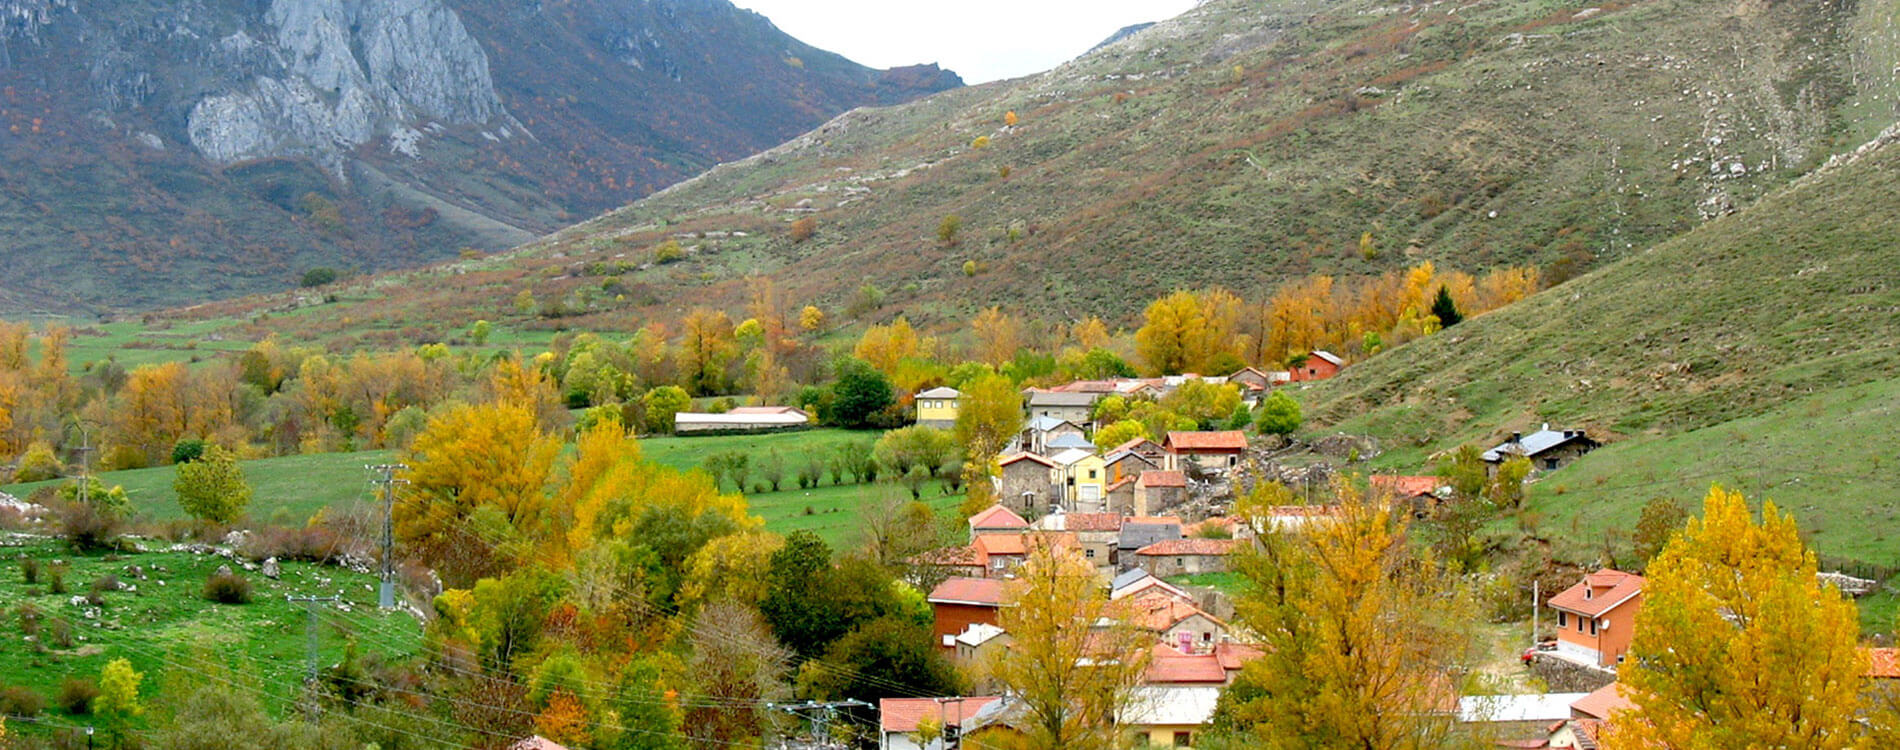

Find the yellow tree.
[
  {"left": 677, "top": 307, "right": 738, "bottom": 396},
  {"left": 1607, "top": 485, "right": 1867, "bottom": 749},
  {"left": 1134, "top": 290, "right": 1206, "bottom": 375},
  {"left": 799, "top": 305, "right": 825, "bottom": 332},
  {"left": 971, "top": 306, "right": 1023, "bottom": 368},
  {"left": 0, "top": 373, "right": 18, "bottom": 457},
  {"left": 1070, "top": 317, "right": 1111, "bottom": 351},
  {"left": 399, "top": 401, "right": 560, "bottom": 585},
  {"left": 953, "top": 373, "right": 1022, "bottom": 476},
  {"left": 993, "top": 542, "right": 1151, "bottom": 750},
  {"left": 1218, "top": 481, "right": 1478, "bottom": 749},
  {"left": 1266, "top": 276, "right": 1334, "bottom": 364}
]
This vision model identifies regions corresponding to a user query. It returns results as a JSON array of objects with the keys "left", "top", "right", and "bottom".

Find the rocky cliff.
[{"left": 0, "top": 0, "right": 960, "bottom": 313}]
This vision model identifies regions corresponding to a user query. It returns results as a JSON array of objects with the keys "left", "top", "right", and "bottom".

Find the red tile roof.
[
  {"left": 879, "top": 697, "right": 1001, "bottom": 732},
  {"left": 1136, "top": 539, "right": 1238, "bottom": 557},
  {"left": 1145, "top": 645, "right": 1230, "bottom": 684},
  {"left": 969, "top": 505, "right": 1030, "bottom": 530},
  {"left": 1121, "top": 592, "right": 1225, "bottom": 632},
  {"left": 1570, "top": 682, "right": 1634, "bottom": 720},
  {"left": 509, "top": 738, "right": 571, "bottom": 750},
  {"left": 1868, "top": 648, "right": 1900, "bottom": 678},
  {"left": 1107, "top": 477, "right": 1136, "bottom": 492},
  {"left": 1370, "top": 474, "right": 1442, "bottom": 497},
  {"left": 1548, "top": 569, "right": 1645, "bottom": 618},
  {"left": 1060, "top": 513, "right": 1125, "bottom": 532},
  {"left": 1124, "top": 515, "right": 1184, "bottom": 526},
  {"left": 1214, "top": 642, "right": 1264, "bottom": 670},
  {"left": 910, "top": 546, "right": 980, "bottom": 567},
  {"left": 1138, "top": 470, "right": 1187, "bottom": 488},
  {"left": 1165, "top": 430, "right": 1249, "bottom": 452},
  {"left": 1111, "top": 437, "right": 1162, "bottom": 454},
  {"left": 928, "top": 577, "right": 1007, "bottom": 606},
  {"left": 998, "top": 452, "right": 1057, "bottom": 469}
]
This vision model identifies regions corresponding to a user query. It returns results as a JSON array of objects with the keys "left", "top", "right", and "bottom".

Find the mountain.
[
  {"left": 270, "top": 0, "right": 1898, "bottom": 335},
  {"left": 0, "top": 0, "right": 960, "bottom": 314}
]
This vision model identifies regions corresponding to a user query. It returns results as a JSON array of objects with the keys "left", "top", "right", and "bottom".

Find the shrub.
[
  {"left": 46, "top": 564, "right": 66, "bottom": 594},
  {"left": 653, "top": 239, "right": 684, "bottom": 264},
  {"left": 90, "top": 575, "right": 120, "bottom": 595},
  {"left": 20, "top": 555, "right": 38, "bottom": 584},
  {"left": 0, "top": 685, "right": 45, "bottom": 716},
  {"left": 169, "top": 439, "right": 207, "bottom": 465},
  {"left": 49, "top": 618, "right": 72, "bottom": 649},
  {"left": 299, "top": 266, "right": 339, "bottom": 287},
  {"left": 203, "top": 571, "right": 253, "bottom": 604},
  {"left": 14, "top": 441, "right": 62, "bottom": 482},
  {"left": 55, "top": 498, "right": 125, "bottom": 552},
  {"left": 789, "top": 217, "right": 816, "bottom": 243},
  {"left": 57, "top": 678, "right": 98, "bottom": 714},
  {"left": 16, "top": 603, "right": 41, "bottom": 638}
]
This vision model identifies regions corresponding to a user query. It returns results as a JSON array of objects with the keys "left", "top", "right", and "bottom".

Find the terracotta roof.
[
  {"left": 1111, "top": 437, "right": 1162, "bottom": 454},
  {"left": 1214, "top": 642, "right": 1264, "bottom": 670},
  {"left": 974, "top": 534, "right": 1027, "bottom": 557},
  {"left": 1107, "top": 477, "right": 1135, "bottom": 492},
  {"left": 1138, "top": 470, "right": 1187, "bottom": 488},
  {"left": 1122, "top": 592, "right": 1224, "bottom": 632},
  {"left": 1870, "top": 648, "right": 1900, "bottom": 678},
  {"left": 879, "top": 697, "right": 1001, "bottom": 732},
  {"left": 998, "top": 452, "right": 1057, "bottom": 469},
  {"left": 968, "top": 505, "right": 1030, "bottom": 529},
  {"left": 928, "top": 577, "right": 1007, "bottom": 606},
  {"left": 1058, "top": 513, "right": 1125, "bottom": 532},
  {"left": 1371, "top": 474, "right": 1443, "bottom": 497},
  {"left": 508, "top": 737, "right": 571, "bottom": 750},
  {"left": 910, "top": 546, "right": 980, "bottom": 567},
  {"left": 1124, "top": 515, "right": 1184, "bottom": 525},
  {"left": 1570, "top": 682, "right": 1634, "bottom": 720},
  {"left": 1137, "top": 539, "right": 1238, "bottom": 557},
  {"left": 1050, "top": 380, "right": 1118, "bottom": 393},
  {"left": 1145, "top": 645, "right": 1229, "bottom": 684},
  {"left": 1548, "top": 569, "right": 1645, "bottom": 618},
  {"left": 1165, "top": 431, "right": 1249, "bottom": 452}
]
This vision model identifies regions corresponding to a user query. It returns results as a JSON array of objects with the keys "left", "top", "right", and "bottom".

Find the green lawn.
[
  {"left": 634, "top": 428, "right": 879, "bottom": 474},
  {"left": 1166, "top": 571, "right": 1252, "bottom": 598},
  {"left": 3, "top": 450, "right": 398, "bottom": 525},
  {"left": 0, "top": 538, "right": 421, "bottom": 735}
]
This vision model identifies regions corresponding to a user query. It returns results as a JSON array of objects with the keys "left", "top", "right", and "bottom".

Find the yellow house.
[
  {"left": 916, "top": 386, "right": 961, "bottom": 428},
  {"left": 1121, "top": 686, "right": 1222, "bottom": 749},
  {"left": 1051, "top": 448, "right": 1108, "bottom": 510}
]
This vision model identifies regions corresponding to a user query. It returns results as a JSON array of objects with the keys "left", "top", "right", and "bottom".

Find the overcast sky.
[{"left": 732, "top": 1, "right": 1200, "bottom": 85}]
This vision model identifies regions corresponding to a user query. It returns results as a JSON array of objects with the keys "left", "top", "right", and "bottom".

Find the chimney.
[
  {"left": 1541, "top": 422, "right": 1550, "bottom": 432},
  {"left": 1511, "top": 432, "right": 1522, "bottom": 443}
]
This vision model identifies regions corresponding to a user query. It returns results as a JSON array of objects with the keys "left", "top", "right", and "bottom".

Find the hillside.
[
  {"left": 1302, "top": 131, "right": 1900, "bottom": 564},
  {"left": 177, "top": 0, "right": 1900, "bottom": 338},
  {"left": 0, "top": 0, "right": 958, "bottom": 314}
]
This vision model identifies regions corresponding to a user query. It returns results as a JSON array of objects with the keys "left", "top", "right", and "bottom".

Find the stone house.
[
  {"left": 1135, "top": 538, "right": 1238, "bottom": 578},
  {"left": 1019, "top": 416, "right": 1086, "bottom": 455},
  {"left": 1163, "top": 431, "right": 1249, "bottom": 472},
  {"left": 1483, "top": 425, "right": 1600, "bottom": 473},
  {"left": 996, "top": 453, "right": 1057, "bottom": 516},
  {"left": 1134, "top": 470, "right": 1187, "bottom": 516}
]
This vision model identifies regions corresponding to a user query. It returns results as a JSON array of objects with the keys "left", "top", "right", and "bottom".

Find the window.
[
  {"left": 1588, "top": 618, "right": 1597, "bottom": 636},
  {"left": 1088, "top": 469, "right": 1098, "bottom": 479},
  {"left": 1173, "top": 731, "right": 1192, "bottom": 747},
  {"left": 1085, "top": 549, "right": 1096, "bottom": 559},
  {"left": 1557, "top": 612, "right": 1567, "bottom": 628},
  {"left": 1545, "top": 458, "right": 1560, "bottom": 470}
]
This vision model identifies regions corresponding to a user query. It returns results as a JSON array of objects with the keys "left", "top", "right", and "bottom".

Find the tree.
[
  {"left": 642, "top": 385, "right": 692, "bottom": 433},
  {"left": 97, "top": 658, "right": 143, "bottom": 746},
  {"left": 1004, "top": 110, "right": 1019, "bottom": 126},
  {"left": 1431, "top": 285, "right": 1463, "bottom": 327},
  {"left": 971, "top": 307, "right": 1022, "bottom": 368},
  {"left": 399, "top": 402, "right": 560, "bottom": 586},
  {"left": 173, "top": 444, "right": 252, "bottom": 523},
  {"left": 789, "top": 217, "right": 817, "bottom": 243},
  {"left": 1214, "top": 484, "right": 1477, "bottom": 749},
  {"left": 799, "top": 305, "right": 825, "bottom": 332},
  {"left": 830, "top": 359, "right": 894, "bottom": 429},
  {"left": 1430, "top": 444, "right": 1495, "bottom": 571},
  {"left": 535, "top": 691, "right": 592, "bottom": 748},
  {"left": 953, "top": 373, "right": 1023, "bottom": 504},
  {"left": 993, "top": 543, "right": 1151, "bottom": 750},
  {"left": 468, "top": 319, "right": 492, "bottom": 345},
  {"left": 859, "top": 492, "right": 941, "bottom": 569},
  {"left": 1160, "top": 380, "right": 1241, "bottom": 430},
  {"left": 1092, "top": 420, "right": 1149, "bottom": 452},
  {"left": 1486, "top": 455, "right": 1531, "bottom": 510},
  {"left": 873, "top": 426, "right": 957, "bottom": 479},
  {"left": 299, "top": 267, "right": 338, "bottom": 287},
  {"left": 1607, "top": 485, "right": 1866, "bottom": 749},
  {"left": 677, "top": 308, "right": 737, "bottom": 396},
  {"left": 685, "top": 602, "right": 790, "bottom": 750},
  {"left": 938, "top": 215, "right": 962, "bottom": 245},
  {"left": 804, "top": 616, "right": 963, "bottom": 703},
  {"left": 514, "top": 289, "right": 537, "bottom": 315},
  {"left": 1135, "top": 290, "right": 1205, "bottom": 375},
  {"left": 1253, "top": 390, "right": 1302, "bottom": 436},
  {"left": 1631, "top": 496, "right": 1688, "bottom": 566}
]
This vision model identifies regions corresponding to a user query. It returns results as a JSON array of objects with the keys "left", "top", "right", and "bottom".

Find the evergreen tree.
[{"left": 1431, "top": 285, "right": 1463, "bottom": 327}]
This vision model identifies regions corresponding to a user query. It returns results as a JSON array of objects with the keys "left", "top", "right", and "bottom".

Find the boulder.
[{"left": 262, "top": 557, "right": 281, "bottom": 579}]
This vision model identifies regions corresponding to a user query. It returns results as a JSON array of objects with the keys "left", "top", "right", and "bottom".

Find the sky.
[{"left": 732, "top": 1, "right": 1200, "bottom": 85}]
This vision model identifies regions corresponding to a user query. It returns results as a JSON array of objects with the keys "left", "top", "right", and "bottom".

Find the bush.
[
  {"left": 57, "top": 678, "right": 98, "bottom": 714},
  {"left": 14, "top": 441, "right": 63, "bottom": 483},
  {"left": 20, "top": 555, "right": 38, "bottom": 584},
  {"left": 49, "top": 618, "right": 72, "bottom": 648},
  {"left": 55, "top": 498, "right": 125, "bottom": 552},
  {"left": 90, "top": 574, "right": 120, "bottom": 595},
  {"left": 300, "top": 266, "right": 339, "bottom": 287},
  {"left": 170, "top": 439, "right": 207, "bottom": 465},
  {"left": 0, "top": 685, "right": 45, "bottom": 716},
  {"left": 46, "top": 564, "right": 66, "bottom": 594},
  {"left": 203, "top": 571, "right": 253, "bottom": 604},
  {"left": 17, "top": 603, "right": 41, "bottom": 638}
]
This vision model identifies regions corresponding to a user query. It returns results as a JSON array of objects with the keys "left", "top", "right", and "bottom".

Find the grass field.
[
  {"left": 2, "top": 451, "right": 398, "bottom": 526},
  {"left": 2, "top": 428, "right": 953, "bottom": 550},
  {"left": 0, "top": 536, "right": 421, "bottom": 735}
]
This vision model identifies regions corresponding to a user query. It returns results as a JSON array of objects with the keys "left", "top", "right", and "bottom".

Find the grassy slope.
[
  {"left": 1302, "top": 136, "right": 1900, "bottom": 564},
  {"left": 2, "top": 451, "right": 398, "bottom": 525},
  {"left": 0, "top": 538, "right": 421, "bottom": 730}
]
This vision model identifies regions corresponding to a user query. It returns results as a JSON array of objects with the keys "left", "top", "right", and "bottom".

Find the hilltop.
[
  {"left": 0, "top": 0, "right": 958, "bottom": 314},
  {"left": 181, "top": 0, "right": 1900, "bottom": 338}
]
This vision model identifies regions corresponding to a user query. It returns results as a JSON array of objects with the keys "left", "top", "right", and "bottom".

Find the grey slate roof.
[
  {"left": 1026, "top": 390, "right": 1100, "bottom": 407},
  {"left": 1111, "top": 568, "right": 1154, "bottom": 592},
  {"left": 1046, "top": 433, "right": 1095, "bottom": 450},
  {"left": 1482, "top": 428, "right": 1597, "bottom": 462},
  {"left": 917, "top": 386, "right": 961, "bottom": 399},
  {"left": 1026, "top": 416, "right": 1080, "bottom": 433},
  {"left": 1119, "top": 522, "right": 1184, "bottom": 551}
]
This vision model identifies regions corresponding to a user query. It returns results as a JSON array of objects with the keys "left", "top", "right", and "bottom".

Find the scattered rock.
[
  {"left": 214, "top": 564, "right": 234, "bottom": 578},
  {"left": 262, "top": 557, "right": 281, "bottom": 579}
]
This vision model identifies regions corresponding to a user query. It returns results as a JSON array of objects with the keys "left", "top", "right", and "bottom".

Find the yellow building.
[
  {"left": 1051, "top": 448, "right": 1108, "bottom": 510},
  {"left": 916, "top": 386, "right": 961, "bottom": 428}
]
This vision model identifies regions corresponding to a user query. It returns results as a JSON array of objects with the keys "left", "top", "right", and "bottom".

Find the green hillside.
[{"left": 1303, "top": 134, "right": 1900, "bottom": 564}]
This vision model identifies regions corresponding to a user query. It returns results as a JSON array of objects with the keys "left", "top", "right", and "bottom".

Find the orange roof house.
[
  {"left": 1569, "top": 682, "right": 1634, "bottom": 720},
  {"left": 880, "top": 697, "right": 1001, "bottom": 742},
  {"left": 928, "top": 577, "right": 1008, "bottom": 651},
  {"left": 1163, "top": 431, "right": 1249, "bottom": 472},
  {"left": 1868, "top": 648, "right": 1900, "bottom": 679},
  {"left": 969, "top": 505, "right": 1030, "bottom": 535},
  {"left": 1548, "top": 569, "right": 1645, "bottom": 668}
]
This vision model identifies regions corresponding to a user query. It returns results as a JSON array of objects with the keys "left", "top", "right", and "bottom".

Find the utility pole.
[
  {"left": 769, "top": 699, "right": 871, "bottom": 749},
  {"left": 367, "top": 463, "right": 408, "bottom": 609},
  {"left": 934, "top": 696, "right": 967, "bottom": 749},
  {"left": 287, "top": 595, "right": 338, "bottom": 682},
  {"left": 72, "top": 423, "right": 94, "bottom": 507}
]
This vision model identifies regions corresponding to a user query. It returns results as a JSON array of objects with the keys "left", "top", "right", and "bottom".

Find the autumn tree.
[
  {"left": 1215, "top": 483, "right": 1478, "bottom": 749},
  {"left": 993, "top": 543, "right": 1151, "bottom": 750},
  {"left": 853, "top": 317, "right": 926, "bottom": 375},
  {"left": 399, "top": 401, "right": 560, "bottom": 586},
  {"left": 873, "top": 426, "right": 957, "bottom": 479},
  {"left": 938, "top": 215, "right": 962, "bottom": 245},
  {"left": 676, "top": 308, "right": 737, "bottom": 396},
  {"left": 1135, "top": 290, "right": 1206, "bottom": 375},
  {"left": 953, "top": 374, "right": 1023, "bottom": 503},
  {"left": 789, "top": 216, "right": 817, "bottom": 243},
  {"left": 642, "top": 385, "right": 692, "bottom": 434},
  {"left": 685, "top": 601, "right": 790, "bottom": 750},
  {"left": 97, "top": 658, "right": 144, "bottom": 747},
  {"left": 1159, "top": 379, "right": 1241, "bottom": 430},
  {"left": 1608, "top": 486, "right": 1866, "bottom": 749},
  {"left": 1631, "top": 496, "right": 1688, "bottom": 566},
  {"left": 1092, "top": 419, "right": 1149, "bottom": 452},
  {"left": 172, "top": 444, "right": 252, "bottom": 523},
  {"left": 1254, "top": 390, "right": 1302, "bottom": 437},
  {"left": 971, "top": 306, "right": 1023, "bottom": 368},
  {"left": 799, "top": 305, "right": 825, "bottom": 332}
]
